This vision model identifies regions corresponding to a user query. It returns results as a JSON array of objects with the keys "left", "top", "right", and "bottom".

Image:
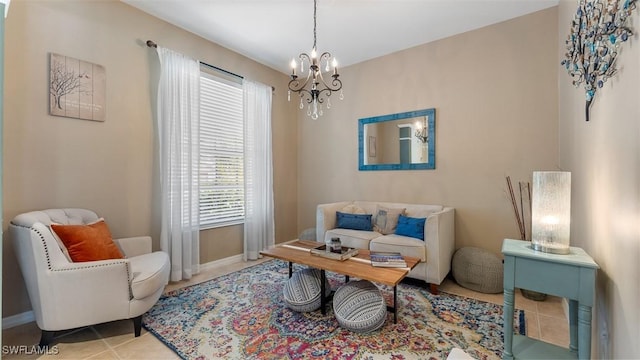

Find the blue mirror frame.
[{"left": 358, "top": 108, "right": 436, "bottom": 171}]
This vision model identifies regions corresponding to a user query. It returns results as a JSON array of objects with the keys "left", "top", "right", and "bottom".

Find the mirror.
[{"left": 358, "top": 108, "right": 435, "bottom": 171}]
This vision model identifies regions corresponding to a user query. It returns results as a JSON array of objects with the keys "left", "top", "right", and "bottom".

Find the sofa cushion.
[
  {"left": 369, "top": 234, "right": 427, "bottom": 262},
  {"left": 129, "top": 251, "right": 171, "bottom": 300},
  {"left": 51, "top": 220, "right": 124, "bottom": 262},
  {"left": 340, "top": 204, "right": 366, "bottom": 214},
  {"left": 336, "top": 212, "right": 373, "bottom": 231},
  {"left": 325, "top": 228, "right": 380, "bottom": 250},
  {"left": 395, "top": 214, "right": 427, "bottom": 240},
  {"left": 404, "top": 206, "right": 442, "bottom": 218},
  {"left": 373, "top": 206, "right": 405, "bottom": 235}
]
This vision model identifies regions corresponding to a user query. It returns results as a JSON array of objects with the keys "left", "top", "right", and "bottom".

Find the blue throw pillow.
[
  {"left": 395, "top": 214, "right": 426, "bottom": 240},
  {"left": 336, "top": 212, "right": 373, "bottom": 231}
]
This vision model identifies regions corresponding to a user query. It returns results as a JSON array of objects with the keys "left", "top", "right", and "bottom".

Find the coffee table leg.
[
  {"left": 320, "top": 270, "right": 327, "bottom": 315},
  {"left": 394, "top": 285, "right": 398, "bottom": 323},
  {"left": 288, "top": 262, "right": 293, "bottom": 278},
  {"left": 345, "top": 275, "right": 349, "bottom": 283}
]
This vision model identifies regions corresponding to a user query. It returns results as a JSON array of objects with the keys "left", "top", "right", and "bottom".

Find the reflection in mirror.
[{"left": 358, "top": 108, "right": 435, "bottom": 171}]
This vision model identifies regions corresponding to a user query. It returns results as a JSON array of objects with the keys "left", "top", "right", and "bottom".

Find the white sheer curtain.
[
  {"left": 155, "top": 46, "right": 200, "bottom": 281},
  {"left": 243, "top": 80, "right": 275, "bottom": 261}
]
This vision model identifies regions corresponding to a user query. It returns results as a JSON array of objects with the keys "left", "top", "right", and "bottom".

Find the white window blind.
[{"left": 199, "top": 72, "right": 244, "bottom": 228}]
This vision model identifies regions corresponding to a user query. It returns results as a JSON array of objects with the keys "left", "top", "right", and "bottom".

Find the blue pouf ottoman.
[
  {"left": 283, "top": 268, "right": 331, "bottom": 312},
  {"left": 333, "top": 280, "right": 387, "bottom": 333}
]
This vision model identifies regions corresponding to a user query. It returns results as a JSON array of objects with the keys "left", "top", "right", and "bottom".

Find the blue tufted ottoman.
[
  {"left": 333, "top": 280, "right": 387, "bottom": 333},
  {"left": 283, "top": 268, "right": 331, "bottom": 312}
]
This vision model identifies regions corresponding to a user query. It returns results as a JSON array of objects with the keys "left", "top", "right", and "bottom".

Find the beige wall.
[
  {"left": 2, "top": 0, "right": 298, "bottom": 317},
  {"left": 557, "top": 2, "right": 639, "bottom": 358},
  {"left": 298, "top": 8, "right": 559, "bottom": 254}
]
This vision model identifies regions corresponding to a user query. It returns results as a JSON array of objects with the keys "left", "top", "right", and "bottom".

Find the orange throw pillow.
[{"left": 51, "top": 220, "right": 124, "bottom": 262}]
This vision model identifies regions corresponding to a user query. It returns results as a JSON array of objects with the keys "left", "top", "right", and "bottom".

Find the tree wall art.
[
  {"left": 561, "top": 0, "right": 637, "bottom": 121},
  {"left": 49, "top": 53, "right": 106, "bottom": 121}
]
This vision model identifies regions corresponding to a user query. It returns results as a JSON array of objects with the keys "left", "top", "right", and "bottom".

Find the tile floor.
[{"left": 2, "top": 258, "right": 569, "bottom": 359}]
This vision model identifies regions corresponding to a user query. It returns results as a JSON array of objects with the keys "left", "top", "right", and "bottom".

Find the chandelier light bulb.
[
  {"left": 290, "top": 59, "right": 297, "bottom": 76},
  {"left": 311, "top": 48, "right": 317, "bottom": 59}
]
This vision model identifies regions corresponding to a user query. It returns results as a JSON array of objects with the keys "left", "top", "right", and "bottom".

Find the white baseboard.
[
  {"left": 199, "top": 244, "right": 294, "bottom": 272},
  {"left": 3, "top": 311, "right": 35, "bottom": 330},
  {"left": 198, "top": 254, "right": 244, "bottom": 272}
]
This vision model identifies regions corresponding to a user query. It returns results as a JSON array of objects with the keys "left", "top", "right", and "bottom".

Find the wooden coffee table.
[{"left": 260, "top": 240, "right": 420, "bottom": 323}]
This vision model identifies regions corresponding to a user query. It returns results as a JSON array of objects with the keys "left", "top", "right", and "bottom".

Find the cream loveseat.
[{"left": 317, "top": 201, "right": 455, "bottom": 292}]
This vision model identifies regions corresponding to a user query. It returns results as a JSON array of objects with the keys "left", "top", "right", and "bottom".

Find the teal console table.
[{"left": 502, "top": 239, "right": 599, "bottom": 360}]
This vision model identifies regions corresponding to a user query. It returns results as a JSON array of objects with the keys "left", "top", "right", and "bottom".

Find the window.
[{"left": 199, "top": 71, "right": 244, "bottom": 229}]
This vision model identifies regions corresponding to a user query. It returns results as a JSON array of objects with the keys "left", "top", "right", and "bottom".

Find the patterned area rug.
[{"left": 144, "top": 260, "right": 525, "bottom": 360}]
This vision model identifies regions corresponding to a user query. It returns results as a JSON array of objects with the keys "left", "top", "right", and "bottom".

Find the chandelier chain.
[{"left": 313, "top": 0, "right": 317, "bottom": 49}]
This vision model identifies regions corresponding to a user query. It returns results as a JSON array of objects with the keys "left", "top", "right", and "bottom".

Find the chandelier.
[{"left": 288, "top": 0, "right": 343, "bottom": 120}]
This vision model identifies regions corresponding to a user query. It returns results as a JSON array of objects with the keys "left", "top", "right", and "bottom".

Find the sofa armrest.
[
  {"left": 316, "top": 201, "right": 351, "bottom": 242},
  {"left": 114, "top": 236, "right": 152, "bottom": 258},
  {"left": 423, "top": 207, "right": 455, "bottom": 285}
]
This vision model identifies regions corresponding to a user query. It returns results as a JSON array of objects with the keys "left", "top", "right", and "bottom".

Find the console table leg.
[
  {"left": 578, "top": 304, "right": 592, "bottom": 359},
  {"left": 569, "top": 299, "right": 578, "bottom": 353},
  {"left": 503, "top": 288, "right": 515, "bottom": 360}
]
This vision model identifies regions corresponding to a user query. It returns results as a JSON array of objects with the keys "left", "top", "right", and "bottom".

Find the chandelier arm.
[
  {"left": 314, "top": 88, "right": 334, "bottom": 103},
  {"left": 290, "top": 87, "right": 316, "bottom": 105},
  {"left": 319, "top": 52, "right": 331, "bottom": 65},
  {"left": 314, "top": 71, "right": 342, "bottom": 92},
  {"left": 288, "top": 69, "right": 314, "bottom": 93},
  {"left": 298, "top": 89, "right": 316, "bottom": 104},
  {"left": 298, "top": 53, "right": 312, "bottom": 64},
  {"left": 329, "top": 77, "right": 342, "bottom": 91},
  {"left": 289, "top": 74, "right": 316, "bottom": 105}
]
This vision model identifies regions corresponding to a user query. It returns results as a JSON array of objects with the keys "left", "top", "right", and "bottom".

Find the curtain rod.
[{"left": 146, "top": 40, "right": 275, "bottom": 91}]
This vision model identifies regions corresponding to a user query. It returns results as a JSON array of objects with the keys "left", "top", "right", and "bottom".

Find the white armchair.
[{"left": 9, "top": 209, "right": 170, "bottom": 346}]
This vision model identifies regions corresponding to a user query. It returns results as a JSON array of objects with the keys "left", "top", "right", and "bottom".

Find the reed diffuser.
[{"left": 505, "top": 175, "right": 547, "bottom": 301}]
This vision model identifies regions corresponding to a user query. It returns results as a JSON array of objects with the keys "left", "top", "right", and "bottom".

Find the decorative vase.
[{"left": 520, "top": 288, "right": 547, "bottom": 301}]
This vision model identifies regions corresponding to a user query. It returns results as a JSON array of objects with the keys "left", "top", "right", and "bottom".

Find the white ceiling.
[{"left": 122, "top": 0, "right": 559, "bottom": 74}]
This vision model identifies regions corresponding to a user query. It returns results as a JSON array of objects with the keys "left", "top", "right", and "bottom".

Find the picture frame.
[{"left": 49, "top": 53, "right": 106, "bottom": 121}]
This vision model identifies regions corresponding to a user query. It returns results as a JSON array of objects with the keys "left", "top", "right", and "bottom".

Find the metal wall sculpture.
[{"left": 561, "top": 0, "right": 637, "bottom": 121}]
